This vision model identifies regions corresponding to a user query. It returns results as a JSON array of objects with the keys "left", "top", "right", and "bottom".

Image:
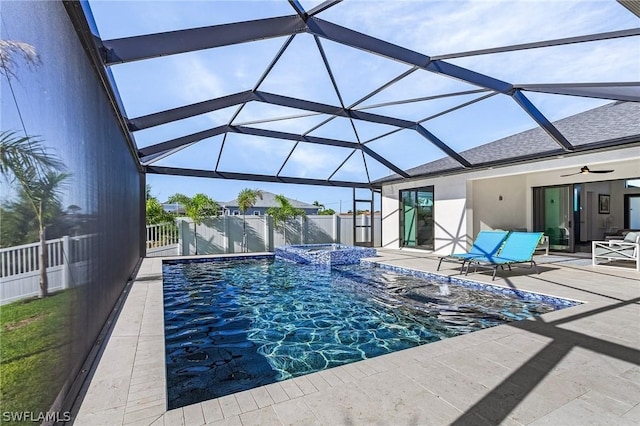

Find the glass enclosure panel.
[
  {"left": 400, "top": 187, "right": 434, "bottom": 250},
  {"left": 1, "top": 2, "right": 144, "bottom": 418}
]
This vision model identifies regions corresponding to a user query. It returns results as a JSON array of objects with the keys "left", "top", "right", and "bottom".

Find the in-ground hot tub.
[{"left": 275, "top": 243, "right": 377, "bottom": 266}]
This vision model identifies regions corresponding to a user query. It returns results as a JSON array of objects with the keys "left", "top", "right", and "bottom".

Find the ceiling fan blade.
[
  {"left": 590, "top": 170, "right": 614, "bottom": 173},
  {"left": 560, "top": 172, "right": 580, "bottom": 177}
]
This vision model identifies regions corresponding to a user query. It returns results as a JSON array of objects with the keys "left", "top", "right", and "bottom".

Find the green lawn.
[{"left": 0, "top": 291, "right": 72, "bottom": 425}]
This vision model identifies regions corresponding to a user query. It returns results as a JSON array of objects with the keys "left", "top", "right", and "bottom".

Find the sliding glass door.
[
  {"left": 533, "top": 185, "right": 574, "bottom": 252},
  {"left": 400, "top": 187, "right": 434, "bottom": 250}
]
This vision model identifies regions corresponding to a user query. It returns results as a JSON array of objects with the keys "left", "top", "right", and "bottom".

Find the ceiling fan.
[{"left": 560, "top": 165, "right": 614, "bottom": 177}]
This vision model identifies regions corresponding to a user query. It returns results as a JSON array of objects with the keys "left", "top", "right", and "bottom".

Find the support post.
[
  {"left": 178, "top": 220, "right": 186, "bottom": 255},
  {"left": 264, "top": 215, "right": 270, "bottom": 252},
  {"left": 62, "top": 236, "right": 70, "bottom": 289},
  {"left": 223, "top": 215, "right": 229, "bottom": 254}
]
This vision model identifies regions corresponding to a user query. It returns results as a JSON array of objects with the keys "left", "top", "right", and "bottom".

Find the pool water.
[{"left": 163, "top": 257, "right": 576, "bottom": 409}]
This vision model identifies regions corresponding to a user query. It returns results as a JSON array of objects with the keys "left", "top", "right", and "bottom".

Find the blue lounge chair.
[
  {"left": 437, "top": 230, "right": 509, "bottom": 272},
  {"left": 465, "top": 232, "right": 544, "bottom": 280}
]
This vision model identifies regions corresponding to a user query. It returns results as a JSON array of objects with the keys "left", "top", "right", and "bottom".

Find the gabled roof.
[
  {"left": 221, "top": 191, "right": 319, "bottom": 209},
  {"left": 376, "top": 101, "right": 640, "bottom": 184}
]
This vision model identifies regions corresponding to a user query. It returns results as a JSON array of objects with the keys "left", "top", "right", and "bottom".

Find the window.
[
  {"left": 625, "top": 179, "right": 640, "bottom": 189},
  {"left": 232, "top": 210, "right": 240, "bottom": 216},
  {"left": 253, "top": 211, "right": 261, "bottom": 216}
]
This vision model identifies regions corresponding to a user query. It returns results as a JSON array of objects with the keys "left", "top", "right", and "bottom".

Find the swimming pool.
[{"left": 163, "top": 256, "right": 578, "bottom": 409}]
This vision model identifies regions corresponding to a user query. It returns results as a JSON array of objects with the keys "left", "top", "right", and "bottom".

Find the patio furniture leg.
[{"left": 459, "top": 260, "right": 467, "bottom": 274}]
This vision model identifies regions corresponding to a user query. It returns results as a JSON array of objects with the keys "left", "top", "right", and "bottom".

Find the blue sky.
[{"left": 86, "top": 0, "right": 639, "bottom": 209}]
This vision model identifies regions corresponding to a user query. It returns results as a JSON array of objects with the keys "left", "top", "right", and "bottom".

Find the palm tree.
[
  {"left": 167, "top": 193, "right": 218, "bottom": 255},
  {"left": 1, "top": 181, "right": 70, "bottom": 248},
  {"left": 145, "top": 197, "right": 175, "bottom": 225},
  {"left": 266, "top": 194, "right": 306, "bottom": 244},
  {"left": 1, "top": 132, "right": 68, "bottom": 298},
  {"left": 3, "top": 168, "right": 70, "bottom": 297},
  {"left": 145, "top": 186, "right": 174, "bottom": 225},
  {"left": 26, "top": 171, "right": 70, "bottom": 297},
  {"left": 237, "top": 188, "right": 263, "bottom": 252},
  {"left": 2, "top": 41, "right": 67, "bottom": 297}
]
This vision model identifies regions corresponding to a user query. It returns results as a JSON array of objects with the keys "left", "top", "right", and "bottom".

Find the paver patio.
[{"left": 73, "top": 250, "right": 640, "bottom": 425}]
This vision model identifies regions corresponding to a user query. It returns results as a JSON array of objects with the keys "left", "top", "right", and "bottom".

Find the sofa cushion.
[{"left": 623, "top": 232, "right": 639, "bottom": 243}]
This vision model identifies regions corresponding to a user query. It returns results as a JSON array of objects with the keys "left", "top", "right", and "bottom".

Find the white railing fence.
[
  {"left": 0, "top": 235, "right": 91, "bottom": 305},
  {"left": 146, "top": 223, "right": 180, "bottom": 256},
  {"left": 146, "top": 222, "right": 179, "bottom": 249}
]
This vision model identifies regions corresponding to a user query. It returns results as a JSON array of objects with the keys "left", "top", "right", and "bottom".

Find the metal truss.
[{"left": 70, "top": 0, "right": 640, "bottom": 188}]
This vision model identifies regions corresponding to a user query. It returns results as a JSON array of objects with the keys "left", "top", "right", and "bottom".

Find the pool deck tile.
[
  {"left": 201, "top": 399, "right": 224, "bottom": 424},
  {"left": 304, "top": 373, "right": 332, "bottom": 392},
  {"left": 121, "top": 403, "right": 164, "bottom": 425},
  {"left": 278, "top": 378, "right": 305, "bottom": 399},
  {"left": 400, "top": 358, "right": 488, "bottom": 397},
  {"left": 315, "top": 368, "right": 343, "bottom": 388},
  {"left": 234, "top": 390, "right": 259, "bottom": 413},
  {"left": 205, "top": 416, "right": 242, "bottom": 426},
  {"left": 73, "top": 249, "right": 640, "bottom": 425},
  {"left": 621, "top": 400, "right": 640, "bottom": 422},
  {"left": 528, "top": 396, "right": 637, "bottom": 426},
  {"left": 239, "top": 406, "right": 282, "bottom": 426},
  {"left": 291, "top": 376, "right": 318, "bottom": 395},
  {"left": 271, "top": 398, "right": 321, "bottom": 425},
  {"left": 249, "top": 386, "right": 276, "bottom": 409},
  {"left": 263, "top": 383, "right": 290, "bottom": 404},
  {"left": 182, "top": 403, "right": 206, "bottom": 426},
  {"left": 163, "top": 407, "right": 185, "bottom": 425},
  {"left": 218, "top": 395, "right": 242, "bottom": 418}
]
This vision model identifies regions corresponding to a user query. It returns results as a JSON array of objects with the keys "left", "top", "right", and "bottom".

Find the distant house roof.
[
  {"left": 375, "top": 101, "right": 640, "bottom": 184},
  {"left": 221, "top": 191, "right": 320, "bottom": 210}
]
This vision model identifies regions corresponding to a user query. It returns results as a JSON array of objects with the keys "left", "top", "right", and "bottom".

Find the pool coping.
[{"left": 73, "top": 250, "right": 640, "bottom": 425}]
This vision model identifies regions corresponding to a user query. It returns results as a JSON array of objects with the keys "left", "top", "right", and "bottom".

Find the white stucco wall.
[
  {"left": 471, "top": 175, "right": 528, "bottom": 232},
  {"left": 381, "top": 174, "right": 469, "bottom": 254},
  {"left": 381, "top": 146, "right": 639, "bottom": 254}
]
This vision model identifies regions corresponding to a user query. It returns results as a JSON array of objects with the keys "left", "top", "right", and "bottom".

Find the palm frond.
[
  {"left": 168, "top": 192, "right": 218, "bottom": 224},
  {"left": 237, "top": 188, "right": 262, "bottom": 213},
  {"left": 14, "top": 170, "right": 71, "bottom": 226},
  {"left": 0, "top": 131, "right": 64, "bottom": 182},
  {"left": 0, "top": 40, "right": 40, "bottom": 79},
  {"left": 267, "top": 194, "right": 305, "bottom": 229}
]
